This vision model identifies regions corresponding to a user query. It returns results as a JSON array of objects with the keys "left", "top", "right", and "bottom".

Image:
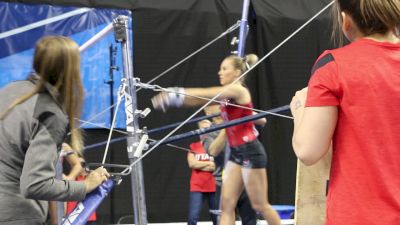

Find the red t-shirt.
[
  {"left": 189, "top": 141, "right": 216, "bottom": 192},
  {"left": 66, "top": 175, "right": 97, "bottom": 221},
  {"left": 220, "top": 102, "right": 258, "bottom": 147},
  {"left": 306, "top": 38, "right": 400, "bottom": 225}
]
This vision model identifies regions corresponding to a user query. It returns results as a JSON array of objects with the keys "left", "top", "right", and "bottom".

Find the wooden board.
[{"left": 294, "top": 149, "right": 332, "bottom": 225}]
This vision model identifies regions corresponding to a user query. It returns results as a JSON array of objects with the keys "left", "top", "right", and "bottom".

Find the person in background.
[
  {"left": 290, "top": 1, "right": 400, "bottom": 225},
  {"left": 49, "top": 143, "right": 84, "bottom": 225},
  {"left": 0, "top": 36, "right": 109, "bottom": 225},
  {"left": 187, "top": 119, "right": 218, "bottom": 225},
  {"left": 152, "top": 54, "right": 281, "bottom": 225},
  {"left": 62, "top": 143, "right": 84, "bottom": 181},
  {"left": 65, "top": 156, "right": 97, "bottom": 225}
]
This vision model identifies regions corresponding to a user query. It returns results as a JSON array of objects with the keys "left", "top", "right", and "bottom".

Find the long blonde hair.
[
  {"left": 332, "top": 0, "right": 400, "bottom": 45},
  {"left": 0, "top": 36, "right": 84, "bottom": 152}
]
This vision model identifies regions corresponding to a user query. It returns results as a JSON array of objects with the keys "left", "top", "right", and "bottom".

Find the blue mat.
[{"left": 272, "top": 205, "right": 295, "bottom": 219}]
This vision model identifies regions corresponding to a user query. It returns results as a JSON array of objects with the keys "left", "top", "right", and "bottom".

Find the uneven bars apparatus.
[
  {"left": 237, "top": 0, "right": 250, "bottom": 57},
  {"left": 64, "top": 16, "right": 150, "bottom": 225},
  {"left": 66, "top": 0, "right": 254, "bottom": 223},
  {"left": 114, "top": 15, "right": 149, "bottom": 225},
  {"left": 62, "top": 21, "right": 117, "bottom": 225},
  {"left": 83, "top": 0, "right": 250, "bottom": 152}
]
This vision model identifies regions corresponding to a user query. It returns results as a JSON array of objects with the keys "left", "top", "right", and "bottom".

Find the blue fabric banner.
[{"left": 0, "top": 2, "right": 131, "bottom": 128}]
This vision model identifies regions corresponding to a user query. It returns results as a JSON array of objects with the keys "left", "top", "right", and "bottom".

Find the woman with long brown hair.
[
  {"left": 0, "top": 36, "right": 109, "bottom": 225},
  {"left": 291, "top": 0, "right": 400, "bottom": 224}
]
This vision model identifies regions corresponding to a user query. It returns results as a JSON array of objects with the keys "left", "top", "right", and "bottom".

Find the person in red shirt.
[
  {"left": 152, "top": 54, "right": 281, "bottom": 225},
  {"left": 65, "top": 156, "right": 97, "bottom": 225},
  {"left": 290, "top": 1, "right": 400, "bottom": 225},
  {"left": 187, "top": 119, "right": 217, "bottom": 225},
  {"left": 49, "top": 143, "right": 84, "bottom": 225}
]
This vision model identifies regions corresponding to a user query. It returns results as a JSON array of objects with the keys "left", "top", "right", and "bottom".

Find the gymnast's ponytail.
[
  {"left": 226, "top": 53, "right": 259, "bottom": 74},
  {"left": 244, "top": 54, "right": 259, "bottom": 70}
]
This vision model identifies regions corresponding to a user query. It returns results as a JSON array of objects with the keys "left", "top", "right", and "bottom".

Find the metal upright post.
[
  {"left": 113, "top": 15, "right": 148, "bottom": 225},
  {"left": 237, "top": 0, "right": 251, "bottom": 57},
  {"left": 106, "top": 44, "right": 118, "bottom": 124}
]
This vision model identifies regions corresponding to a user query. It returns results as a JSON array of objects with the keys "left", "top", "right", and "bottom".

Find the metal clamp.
[
  {"left": 134, "top": 108, "right": 151, "bottom": 118},
  {"left": 133, "top": 134, "right": 149, "bottom": 157},
  {"left": 113, "top": 15, "right": 129, "bottom": 42},
  {"left": 230, "top": 37, "right": 239, "bottom": 46}
]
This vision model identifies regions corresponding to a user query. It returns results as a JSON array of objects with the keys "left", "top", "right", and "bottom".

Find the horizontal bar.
[
  {"left": 150, "top": 105, "right": 290, "bottom": 147},
  {"left": 83, "top": 113, "right": 220, "bottom": 151},
  {"left": 148, "top": 113, "right": 220, "bottom": 134},
  {"left": 84, "top": 136, "right": 126, "bottom": 151},
  {"left": 83, "top": 105, "right": 289, "bottom": 151},
  {"left": 79, "top": 22, "right": 113, "bottom": 52}
]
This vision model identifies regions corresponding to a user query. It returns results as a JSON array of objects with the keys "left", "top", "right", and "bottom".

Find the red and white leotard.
[{"left": 220, "top": 101, "right": 258, "bottom": 148}]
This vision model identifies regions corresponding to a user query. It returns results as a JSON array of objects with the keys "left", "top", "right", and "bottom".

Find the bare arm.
[
  {"left": 184, "top": 84, "right": 250, "bottom": 105},
  {"left": 61, "top": 143, "right": 82, "bottom": 181},
  {"left": 207, "top": 129, "right": 227, "bottom": 157},
  {"left": 291, "top": 88, "right": 337, "bottom": 166},
  {"left": 63, "top": 152, "right": 82, "bottom": 181},
  {"left": 253, "top": 111, "right": 267, "bottom": 126},
  {"left": 151, "top": 84, "right": 251, "bottom": 111},
  {"left": 187, "top": 153, "right": 215, "bottom": 171}
]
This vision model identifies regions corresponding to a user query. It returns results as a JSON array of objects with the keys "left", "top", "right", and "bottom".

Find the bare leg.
[
  {"left": 219, "top": 161, "right": 244, "bottom": 225},
  {"left": 242, "top": 168, "right": 281, "bottom": 225}
]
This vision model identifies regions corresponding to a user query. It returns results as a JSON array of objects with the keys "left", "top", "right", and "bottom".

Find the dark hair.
[{"left": 332, "top": 0, "right": 400, "bottom": 45}]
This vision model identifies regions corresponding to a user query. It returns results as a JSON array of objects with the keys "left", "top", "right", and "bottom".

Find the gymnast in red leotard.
[{"left": 152, "top": 54, "right": 281, "bottom": 225}]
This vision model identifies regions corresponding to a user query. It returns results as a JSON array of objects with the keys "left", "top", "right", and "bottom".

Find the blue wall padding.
[{"left": 0, "top": 2, "right": 132, "bottom": 128}]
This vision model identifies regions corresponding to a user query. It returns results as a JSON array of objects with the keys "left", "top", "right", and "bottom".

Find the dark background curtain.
[{"left": 2, "top": 0, "right": 335, "bottom": 223}]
